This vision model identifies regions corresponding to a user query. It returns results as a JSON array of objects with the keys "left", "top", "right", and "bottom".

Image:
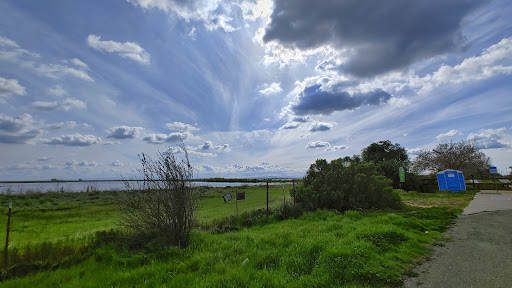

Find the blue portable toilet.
[{"left": 437, "top": 170, "right": 466, "bottom": 192}]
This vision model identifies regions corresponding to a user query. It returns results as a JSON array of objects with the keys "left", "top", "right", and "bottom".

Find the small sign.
[
  {"left": 236, "top": 192, "right": 245, "bottom": 200},
  {"left": 489, "top": 166, "right": 498, "bottom": 174},
  {"left": 223, "top": 193, "right": 232, "bottom": 203},
  {"left": 399, "top": 167, "right": 405, "bottom": 183}
]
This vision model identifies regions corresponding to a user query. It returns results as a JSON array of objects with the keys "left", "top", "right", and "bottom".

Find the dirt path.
[{"left": 403, "top": 191, "right": 512, "bottom": 287}]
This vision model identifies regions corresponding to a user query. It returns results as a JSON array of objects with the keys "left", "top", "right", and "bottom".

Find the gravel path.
[{"left": 403, "top": 191, "right": 512, "bottom": 288}]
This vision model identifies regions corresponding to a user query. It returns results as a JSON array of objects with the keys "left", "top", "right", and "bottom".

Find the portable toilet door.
[
  {"left": 457, "top": 171, "right": 466, "bottom": 191},
  {"left": 437, "top": 170, "right": 466, "bottom": 192},
  {"left": 437, "top": 171, "right": 448, "bottom": 191}
]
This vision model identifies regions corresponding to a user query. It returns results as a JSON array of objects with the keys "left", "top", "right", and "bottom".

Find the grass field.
[
  {"left": 0, "top": 187, "right": 477, "bottom": 287},
  {"left": 0, "top": 184, "right": 294, "bottom": 248}
]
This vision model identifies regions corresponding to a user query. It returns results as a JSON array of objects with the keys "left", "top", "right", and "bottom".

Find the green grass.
[
  {"left": 0, "top": 208, "right": 458, "bottom": 287},
  {"left": 197, "top": 184, "right": 294, "bottom": 224},
  {"left": 0, "top": 185, "right": 294, "bottom": 249},
  {"left": 0, "top": 187, "right": 476, "bottom": 286},
  {"left": 0, "top": 191, "right": 121, "bottom": 248}
]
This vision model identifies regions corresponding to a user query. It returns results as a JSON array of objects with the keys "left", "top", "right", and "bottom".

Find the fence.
[{"left": 197, "top": 181, "right": 297, "bottom": 226}]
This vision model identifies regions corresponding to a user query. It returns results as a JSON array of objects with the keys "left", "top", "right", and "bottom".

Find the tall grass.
[
  {"left": 0, "top": 187, "right": 474, "bottom": 286},
  {"left": 1, "top": 207, "right": 458, "bottom": 287}
]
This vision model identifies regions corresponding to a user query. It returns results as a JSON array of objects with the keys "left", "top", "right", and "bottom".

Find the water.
[{"left": 0, "top": 181, "right": 279, "bottom": 194}]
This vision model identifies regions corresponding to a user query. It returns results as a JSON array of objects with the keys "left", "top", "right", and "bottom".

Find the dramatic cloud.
[
  {"left": 127, "top": 0, "right": 236, "bottom": 32},
  {"left": 142, "top": 132, "right": 190, "bottom": 144},
  {"left": 259, "top": 82, "right": 283, "bottom": 95},
  {"left": 263, "top": 0, "right": 484, "bottom": 77},
  {"left": 87, "top": 34, "right": 150, "bottom": 64},
  {"left": 436, "top": 130, "right": 462, "bottom": 141},
  {"left": 468, "top": 128, "right": 510, "bottom": 149},
  {"left": 43, "top": 134, "right": 101, "bottom": 146},
  {"left": 309, "top": 121, "right": 334, "bottom": 132},
  {"left": 417, "top": 37, "right": 512, "bottom": 92},
  {"left": 32, "top": 98, "right": 86, "bottom": 111},
  {"left": 0, "top": 113, "right": 41, "bottom": 144},
  {"left": 306, "top": 141, "right": 330, "bottom": 149},
  {"left": 292, "top": 84, "right": 390, "bottom": 115},
  {"left": 0, "top": 77, "right": 26, "bottom": 102},
  {"left": 106, "top": 126, "right": 144, "bottom": 139},
  {"left": 166, "top": 122, "right": 199, "bottom": 132}
]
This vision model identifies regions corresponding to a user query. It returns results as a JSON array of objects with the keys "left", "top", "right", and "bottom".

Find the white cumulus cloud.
[
  {"left": 0, "top": 77, "right": 26, "bottom": 102},
  {"left": 43, "top": 134, "right": 101, "bottom": 146},
  {"left": 166, "top": 122, "right": 199, "bottom": 132},
  {"left": 436, "top": 129, "right": 462, "bottom": 141},
  {"left": 106, "top": 126, "right": 144, "bottom": 139},
  {"left": 306, "top": 141, "right": 330, "bottom": 149},
  {"left": 259, "top": 82, "right": 283, "bottom": 95}
]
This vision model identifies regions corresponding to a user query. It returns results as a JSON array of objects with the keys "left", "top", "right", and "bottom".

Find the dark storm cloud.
[
  {"left": 292, "top": 84, "right": 390, "bottom": 115},
  {"left": 264, "top": 0, "right": 486, "bottom": 77}
]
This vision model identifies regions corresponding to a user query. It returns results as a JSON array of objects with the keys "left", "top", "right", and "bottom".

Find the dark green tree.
[
  {"left": 296, "top": 157, "right": 403, "bottom": 212},
  {"left": 361, "top": 140, "right": 410, "bottom": 188}
]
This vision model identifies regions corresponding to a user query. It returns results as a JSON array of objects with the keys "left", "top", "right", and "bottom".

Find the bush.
[
  {"left": 295, "top": 157, "right": 403, "bottom": 212},
  {"left": 119, "top": 144, "right": 199, "bottom": 248},
  {"left": 274, "top": 203, "right": 304, "bottom": 220}
]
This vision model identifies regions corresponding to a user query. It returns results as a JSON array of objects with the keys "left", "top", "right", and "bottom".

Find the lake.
[{"left": 0, "top": 181, "right": 283, "bottom": 194}]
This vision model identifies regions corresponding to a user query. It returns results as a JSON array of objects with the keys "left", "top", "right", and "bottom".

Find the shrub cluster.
[{"left": 295, "top": 157, "right": 403, "bottom": 212}]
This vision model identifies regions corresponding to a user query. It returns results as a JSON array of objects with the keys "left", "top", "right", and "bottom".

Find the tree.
[
  {"left": 413, "top": 141, "right": 491, "bottom": 178},
  {"left": 119, "top": 144, "right": 199, "bottom": 248},
  {"left": 296, "top": 157, "right": 403, "bottom": 212},
  {"left": 361, "top": 140, "right": 410, "bottom": 188}
]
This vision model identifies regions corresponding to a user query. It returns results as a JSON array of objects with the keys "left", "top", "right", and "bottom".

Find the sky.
[{"left": 1, "top": 0, "right": 512, "bottom": 181}]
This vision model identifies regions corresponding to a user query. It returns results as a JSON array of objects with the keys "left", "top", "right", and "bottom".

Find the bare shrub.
[{"left": 119, "top": 144, "right": 199, "bottom": 248}]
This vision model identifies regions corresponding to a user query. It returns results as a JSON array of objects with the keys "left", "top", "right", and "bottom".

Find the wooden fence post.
[
  {"left": 266, "top": 181, "right": 269, "bottom": 220},
  {"left": 4, "top": 202, "right": 12, "bottom": 266},
  {"left": 283, "top": 184, "right": 285, "bottom": 206},
  {"left": 292, "top": 180, "right": 296, "bottom": 206}
]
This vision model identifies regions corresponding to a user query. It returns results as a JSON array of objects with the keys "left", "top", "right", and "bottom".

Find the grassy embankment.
[{"left": 0, "top": 187, "right": 476, "bottom": 287}]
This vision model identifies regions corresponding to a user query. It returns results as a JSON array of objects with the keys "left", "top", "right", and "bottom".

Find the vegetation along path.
[{"left": 403, "top": 191, "right": 512, "bottom": 287}]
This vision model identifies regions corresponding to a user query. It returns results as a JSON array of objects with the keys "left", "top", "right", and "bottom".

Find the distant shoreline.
[{"left": 0, "top": 178, "right": 298, "bottom": 184}]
